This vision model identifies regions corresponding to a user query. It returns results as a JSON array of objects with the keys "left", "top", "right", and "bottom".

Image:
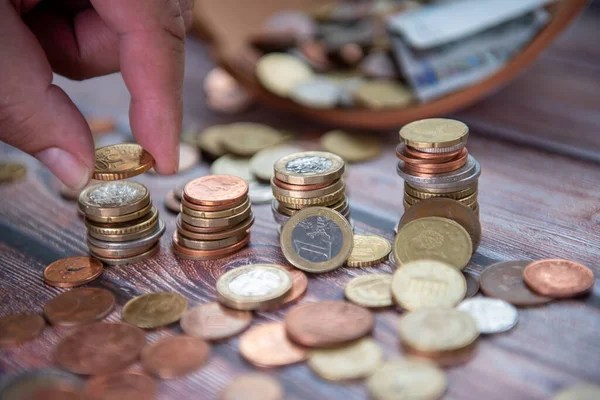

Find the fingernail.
[{"left": 35, "top": 147, "right": 90, "bottom": 189}]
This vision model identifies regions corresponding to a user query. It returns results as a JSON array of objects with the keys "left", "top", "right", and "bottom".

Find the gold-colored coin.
[
  {"left": 273, "top": 184, "right": 345, "bottom": 207},
  {"left": 85, "top": 201, "right": 153, "bottom": 224},
  {"left": 93, "top": 144, "right": 155, "bottom": 180},
  {"left": 392, "top": 260, "right": 466, "bottom": 310},
  {"left": 88, "top": 221, "right": 158, "bottom": 242},
  {"left": 393, "top": 217, "right": 472, "bottom": 270},
  {"left": 271, "top": 178, "right": 344, "bottom": 199},
  {"left": 320, "top": 130, "right": 382, "bottom": 163},
  {"left": 346, "top": 234, "right": 391, "bottom": 267},
  {"left": 354, "top": 80, "right": 413, "bottom": 109},
  {"left": 174, "top": 231, "right": 248, "bottom": 251},
  {"left": 216, "top": 264, "right": 293, "bottom": 310},
  {"left": 181, "top": 203, "right": 251, "bottom": 229},
  {"left": 398, "top": 308, "right": 479, "bottom": 353},
  {"left": 211, "top": 154, "right": 254, "bottom": 182},
  {"left": 220, "top": 123, "right": 287, "bottom": 157},
  {"left": 400, "top": 118, "right": 469, "bottom": 149},
  {"left": 250, "top": 145, "right": 304, "bottom": 182},
  {"left": 182, "top": 198, "right": 250, "bottom": 219},
  {"left": 197, "top": 125, "right": 229, "bottom": 158},
  {"left": 0, "top": 163, "right": 26, "bottom": 182},
  {"left": 78, "top": 180, "right": 150, "bottom": 217},
  {"left": 367, "top": 358, "right": 447, "bottom": 400},
  {"left": 256, "top": 53, "right": 314, "bottom": 97},
  {"left": 307, "top": 338, "right": 384, "bottom": 381},
  {"left": 274, "top": 151, "right": 345, "bottom": 185},
  {"left": 345, "top": 274, "right": 393, "bottom": 308},
  {"left": 552, "top": 384, "right": 600, "bottom": 400},
  {"left": 404, "top": 183, "right": 477, "bottom": 200},
  {"left": 122, "top": 292, "right": 188, "bottom": 328},
  {"left": 85, "top": 207, "right": 158, "bottom": 236},
  {"left": 404, "top": 191, "right": 478, "bottom": 207}
]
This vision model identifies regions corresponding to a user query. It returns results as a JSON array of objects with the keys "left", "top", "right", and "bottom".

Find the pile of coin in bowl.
[
  {"left": 173, "top": 175, "right": 254, "bottom": 260},
  {"left": 270, "top": 151, "right": 350, "bottom": 231}
]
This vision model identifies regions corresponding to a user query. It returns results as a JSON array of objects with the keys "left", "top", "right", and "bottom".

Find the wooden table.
[{"left": 1, "top": 5, "right": 599, "bottom": 400}]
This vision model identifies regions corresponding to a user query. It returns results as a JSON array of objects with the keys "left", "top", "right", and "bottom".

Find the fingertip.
[{"left": 35, "top": 147, "right": 92, "bottom": 189}]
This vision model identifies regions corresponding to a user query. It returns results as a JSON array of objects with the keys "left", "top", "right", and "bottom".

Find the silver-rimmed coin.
[
  {"left": 92, "top": 243, "right": 160, "bottom": 266},
  {"left": 86, "top": 219, "right": 166, "bottom": 250},
  {"left": 78, "top": 181, "right": 150, "bottom": 217},
  {"left": 248, "top": 182, "right": 274, "bottom": 204},
  {"left": 457, "top": 298, "right": 518, "bottom": 334},
  {"left": 289, "top": 77, "right": 342, "bottom": 109},
  {"left": 397, "top": 155, "right": 481, "bottom": 190}
]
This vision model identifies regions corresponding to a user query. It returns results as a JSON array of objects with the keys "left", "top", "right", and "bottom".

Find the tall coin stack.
[
  {"left": 173, "top": 175, "right": 254, "bottom": 260},
  {"left": 78, "top": 180, "right": 166, "bottom": 265},
  {"left": 396, "top": 118, "right": 481, "bottom": 215},
  {"left": 270, "top": 151, "right": 350, "bottom": 231}
]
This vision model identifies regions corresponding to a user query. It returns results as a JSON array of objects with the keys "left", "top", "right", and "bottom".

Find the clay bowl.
[{"left": 193, "top": 0, "right": 588, "bottom": 129}]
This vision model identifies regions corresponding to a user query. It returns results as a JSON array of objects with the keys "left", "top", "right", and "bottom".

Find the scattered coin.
[
  {"left": 204, "top": 67, "right": 253, "bottom": 114},
  {"left": 0, "top": 162, "right": 26, "bottom": 183},
  {"left": 308, "top": 337, "right": 383, "bottom": 381},
  {"left": 285, "top": 301, "right": 374, "bottom": 347},
  {"left": 93, "top": 144, "right": 155, "bottom": 180},
  {"left": 354, "top": 80, "right": 413, "bottom": 109},
  {"left": 180, "top": 302, "right": 252, "bottom": 341},
  {"left": 122, "top": 292, "right": 188, "bottom": 329},
  {"left": 465, "top": 273, "right": 481, "bottom": 298},
  {"left": 248, "top": 181, "right": 274, "bottom": 204},
  {"left": 321, "top": 130, "right": 382, "bottom": 163},
  {"left": 391, "top": 260, "right": 466, "bottom": 310},
  {"left": 523, "top": 259, "right": 595, "bottom": 298},
  {"left": 78, "top": 180, "right": 150, "bottom": 217},
  {"left": 0, "top": 313, "right": 45, "bottom": 347},
  {"left": 220, "top": 123, "right": 287, "bottom": 157},
  {"left": 55, "top": 322, "right": 146, "bottom": 375},
  {"left": 211, "top": 155, "right": 254, "bottom": 182},
  {"left": 249, "top": 145, "right": 304, "bottom": 182},
  {"left": 164, "top": 189, "right": 181, "bottom": 213},
  {"left": 256, "top": 53, "right": 314, "bottom": 97},
  {"left": 367, "top": 358, "right": 447, "bottom": 400},
  {"left": 274, "top": 151, "right": 345, "bottom": 185},
  {"left": 345, "top": 274, "right": 393, "bottom": 308},
  {"left": 393, "top": 216, "right": 472, "bottom": 270},
  {"left": 346, "top": 234, "right": 391, "bottom": 267},
  {"left": 399, "top": 118, "right": 469, "bottom": 150},
  {"left": 480, "top": 260, "right": 552, "bottom": 306},
  {"left": 289, "top": 77, "right": 342, "bottom": 108},
  {"left": 239, "top": 322, "right": 307, "bottom": 367},
  {"left": 85, "top": 372, "right": 156, "bottom": 400},
  {"left": 457, "top": 298, "right": 518, "bottom": 334},
  {"left": 216, "top": 264, "right": 293, "bottom": 310},
  {"left": 273, "top": 265, "right": 308, "bottom": 307},
  {"left": 184, "top": 175, "right": 249, "bottom": 207},
  {"left": 222, "top": 373, "right": 283, "bottom": 400},
  {"left": 44, "top": 288, "right": 115, "bottom": 327},
  {"left": 0, "top": 369, "right": 83, "bottom": 400},
  {"left": 43, "top": 256, "right": 103, "bottom": 288},
  {"left": 141, "top": 335, "right": 211, "bottom": 379},
  {"left": 552, "top": 384, "right": 600, "bottom": 400},
  {"left": 197, "top": 125, "right": 230, "bottom": 158}
]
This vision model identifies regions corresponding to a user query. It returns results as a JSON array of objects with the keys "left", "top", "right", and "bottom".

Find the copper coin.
[
  {"left": 164, "top": 190, "right": 181, "bottom": 213},
  {"left": 403, "top": 341, "right": 478, "bottom": 367},
  {"left": 183, "top": 175, "right": 248, "bottom": 206},
  {"left": 285, "top": 301, "right": 374, "bottom": 348},
  {"left": 180, "top": 302, "right": 252, "bottom": 341},
  {"left": 172, "top": 232, "right": 250, "bottom": 260},
  {"left": 480, "top": 261, "right": 552, "bottom": 306},
  {"left": 44, "top": 288, "right": 115, "bottom": 327},
  {"left": 523, "top": 259, "right": 595, "bottom": 298},
  {"left": 402, "top": 149, "right": 468, "bottom": 174},
  {"left": 464, "top": 273, "right": 480, "bottom": 298},
  {"left": 299, "top": 40, "right": 333, "bottom": 71},
  {"left": 222, "top": 373, "right": 283, "bottom": 400},
  {"left": 43, "top": 257, "right": 103, "bottom": 288},
  {"left": 397, "top": 144, "right": 463, "bottom": 165},
  {"left": 176, "top": 216, "right": 254, "bottom": 241},
  {"left": 181, "top": 196, "right": 246, "bottom": 212},
  {"left": 141, "top": 336, "right": 211, "bottom": 379},
  {"left": 272, "top": 178, "right": 333, "bottom": 192},
  {"left": 29, "top": 387, "right": 88, "bottom": 400},
  {"left": 269, "top": 265, "right": 308, "bottom": 308},
  {"left": 0, "top": 313, "right": 45, "bottom": 346},
  {"left": 404, "top": 145, "right": 463, "bottom": 160},
  {"left": 85, "top": 372, "right": 156, "bottom": 400},
  {"left": 55, "top": 322, "right": 146, "bottom": 375},
  {"left": 239, "top": 322, "right": 307, "bottom": 367}
]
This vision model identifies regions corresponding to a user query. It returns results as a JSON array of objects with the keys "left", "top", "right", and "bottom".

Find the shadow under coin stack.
[
  {"left": 173, "top": 175, "right": 254, "bottom": 260},
  {"left": 396, "top": 118, "right": 481, "bottom": 216},
  {"left": 270, "top": 151, "right": 350, "bottom": 232},
  {"left": 78, "top": 181, "right": 166, "bottom": 265}
]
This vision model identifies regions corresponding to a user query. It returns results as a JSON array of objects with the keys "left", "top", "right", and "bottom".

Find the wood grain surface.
[{"left": 1, "top": 5, "right": 599, "bottom": 400}]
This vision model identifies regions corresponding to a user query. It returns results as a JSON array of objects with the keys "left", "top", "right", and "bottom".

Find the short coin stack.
[
  {"left": 396, "top": 118, "right": 481, "bottom": 215},
  {"left": 173, "top": 175, "right": 254, "bottom": 260},
  {"left": 271, "top": 151, "right": 350, "bottom": 231}
]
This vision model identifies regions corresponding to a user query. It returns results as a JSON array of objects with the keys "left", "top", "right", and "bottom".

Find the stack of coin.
[
  {"left": 270, "top": 151, "right": 350, "bottom": 231},
  {"left": 396, "top": 118, "right": 481, "bottom": 215},
  {"left": 78, "top": 180, "right": 166, "bottom": 265},
  {"left": 173, "top": 175, "right": 254, "bottom": 260}
]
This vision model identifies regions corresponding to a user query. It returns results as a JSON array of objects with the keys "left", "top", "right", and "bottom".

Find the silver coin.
[
  {"left": 336, "top": 76, "right": 365, "bottom": 107},
  {"left": 408, "top": 142, "right": 466, "bottom": 154},
  {"left": 249, "top": 182, "right": 274, "bottom": 204},
  {"left": 457, "top": 298, "right": 518, "bottom": 334},
  {"left": 397, "top": 155, "right": 481, "bottom": 190},
  {"left": 289, "top": 77, "right": 342, "bottom": 109},
  {"left": 86, "top": 218, "right": 166, "bottom": 250}
]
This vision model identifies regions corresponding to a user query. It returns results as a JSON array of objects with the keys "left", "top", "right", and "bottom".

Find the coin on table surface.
[
  {"left": 248, "top": 181, "right": 274, "bottom": 205},
  {"left": 43, "top": 256, "right": 103, "bottom": 288},
  {"left": 392, "top": 260, "right": 466, "bottom": 311},
  {"left": 180, "top": 302, "right": 252, "bottom": 341},
  {"left": 523, "top": 259, "right": 595, "bottom": 298},
  {"left": 479, "top": 260, "right": 552, "bottom": 306},
  {"left": 249, "top": 145, "right": 304, "bottom": 182},
  {"left": 216, "top": 264, "right": 293, "bottom": 310},
  {"left": 86, "top": 372, "right": 156, "bottom": 400},
  {"left": 345, "top": 274, "right": 393, "bottom": 308},
  {"left": 274, "top": 151, "right": 345, "bottom": 185},
  {"left": 308, "top": 337, "right": 383, "bottom": 381},
  {"left": 222, "top": 373, "right": 283, "bottom": 400},
  {"left": 400, "top": 118, "right": 469, "bottom": 150},
  {"left": 141, "top": 335, "right": 210, "bottom": 379},
  {"left": 197, "top": 125, "right": 230, "bottom": 158},
  {"left": 464, "top": 273, "right": 480, "bottom": 298},
  {"left": 256, "top": 53, "right": 314, "bottom": 97},
  {"left": 354, "top": 80, "right": 413, "bottom": 109},
  {"left": 394, "top": 216, "right": 472, "bottom": 270},
  {"left": 204, "top": 67, "right": 253, "bottom": 114},
  {"left": 0, "top": 162, "right": 27, "bottom": 183},
  {"left": 93, "top": 144, "right": 155, "bottom": 180},
  {"left": 78, "top": 180, "right": 150, "bottom": 217},
  {"left": 0, "top": 369, "right": 84, "bottom": 400},
  {"left": 289, "top": 77, "right": 342, "bottom": 108},
  {"left": 270, "top": 265, "right": 308, "bottom": 308},
  {"left": 122, "top": 292, "right": 188, "bottom": 329},
  {"left": 457, "top": 298, "right": 518, "bottom": 334},
  {"left": 44, "top": 288, "right": 115, "bottom": 327},
  {"left": 552, "top": 384, "right": 600, "bottom": 400},
  {"left": 320, "top": 130, "right": 382, "bottom": 163},
  {"left": 280, "top": 207, "right": 353, "bottom": 273},
  {"left": 239, "top": 322, "right": 307, "bottom": 367},
  {"left": 398, "top": 198, "right": 481, "bottom": 253},
  {"left": 211, "top": 154, "right": 254, "bottom": 182},
  {"left": 367, "top": 358, "right": 447, "bottom": 400},
  {"left": 164, "top": 189, "right": 181, "bottom": 213},
  {"left": 55, "top": 322, "right": 146, "bottom": 375},
  {"left": 285, "top": 300, "right": 374, "bottom": 347},
  {"left": 346, "top": 234, "right": 391, "bottom": 267},
  {"left": 0, "top": 313, "right": 45, "bottom": 347},
  {"left": 220, "top": 123, "right": 287, "bottom": 157},
  {"left": 184, "top": 175, "right": 249, "bottom": 206}
]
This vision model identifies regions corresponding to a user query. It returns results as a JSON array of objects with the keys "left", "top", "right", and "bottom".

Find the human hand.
[{"left": 0, "top": 0, "right": 193, "bottom": 188}]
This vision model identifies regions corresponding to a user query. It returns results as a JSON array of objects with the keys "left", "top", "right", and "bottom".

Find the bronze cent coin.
[
  {"left": 0, "top": 313, "right": 45, "bottom": 347},
  {"left": 180, "top": 302, "right": 252, "bottom": 341},
  {"left": 222, "top": 373, "right": 283, "bottom": 400},
  {"left": 523, "top": 259, "right": 595, "bottom": 299},
  {"left": 480, "top": 261, "right": 552, "bottom": 306},
  {"left": 85, "top": 372, "right": 156, "bottom": 400},
  {"left": 44, "top": 288, "right": 115, "bottom": 327},
  {"left": 43, "top": 257, "right": 103, "bottom": 288},
  {"left": 141, "top": 335, "right": 211, "bottom": 379},
  {"left": 239, "top": 322, "right": 307, "bottom": 367},
  {"left": 285, "top": 301, "right": 374, "bottom": 348},
  {"left": 183, "top": 175, "right": 249, "bottom": 206},
  {"left": 270, "top": 265, "right": 308, "bottom": 308},
  {"left": 55, "top": 322, "right": 146, "bottom": 375}
]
